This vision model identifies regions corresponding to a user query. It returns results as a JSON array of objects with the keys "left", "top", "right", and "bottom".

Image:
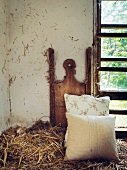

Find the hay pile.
[{"left": 0, "top": 120, "right": 127, "bottom": 170}]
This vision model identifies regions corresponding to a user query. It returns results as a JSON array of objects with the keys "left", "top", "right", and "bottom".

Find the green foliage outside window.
[{"left": 100, "top": 1, "right": 127, "bottom": 90}]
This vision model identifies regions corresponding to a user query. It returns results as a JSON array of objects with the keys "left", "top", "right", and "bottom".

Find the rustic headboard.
[{"left": 48, "top": 47, "right": 92, "bottom": 127}]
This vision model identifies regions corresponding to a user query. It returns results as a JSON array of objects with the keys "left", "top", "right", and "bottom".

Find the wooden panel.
[
  {"left": 48, "top": 48, "right": 91, "bottom": 127},
  {"left": 54, "top": 59, "right": 85, "bottom": 127}
]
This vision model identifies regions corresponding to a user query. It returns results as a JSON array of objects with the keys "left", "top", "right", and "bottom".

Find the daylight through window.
[{"left": 95, "top": 0, "right": 127, "bottom": 129}]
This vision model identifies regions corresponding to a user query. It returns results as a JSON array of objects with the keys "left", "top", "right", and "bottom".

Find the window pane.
[
  {"left": 110, "top": 100, "right": 127, "bottom": 110},
  {"left": 101, "top": 1, "right": 127, "bottom": 24},
  {"left": 101, "top": 29, "right": 127, "bottom": 33},
  {"left": 101, "top": 38, "right": 127, "bottom": 58},
  {"left": 101, "top": 61, "right": 127, "bottom": 68},
  {"left": 112, "top": 115, "right": 127, "bottom": 128},
  {"left": 100, "top": 71, "right": 127, "bottom": 90},
  {"left": 110, "top": 101, "right": 127, "bottom": 128}
]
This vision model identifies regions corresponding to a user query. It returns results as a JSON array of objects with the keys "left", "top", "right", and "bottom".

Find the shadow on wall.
[{"left": 6, "top": 113, "right": 31, "bottom": 129}]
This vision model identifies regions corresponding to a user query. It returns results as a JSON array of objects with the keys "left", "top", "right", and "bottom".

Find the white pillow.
[
  {"left": 64, "top": 94, "right": 110, "bottom": 147},
  {"left": 64, "top": 94, "right": 110, "bottom": 116},
  {"left": 65, "top": 113, "right": 119, "bottom": 161}
]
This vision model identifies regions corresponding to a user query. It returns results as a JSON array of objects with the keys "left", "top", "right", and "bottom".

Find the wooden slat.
[
  {"left": 48, "top": 48, "right": 56, "bottom": 126},
  {"left": 101, "top": 24, "right": 127, "bottom": 29},
  {"left": 86, "top": 47, "right": 92, "bottom": 95},
  {"left": 101, "top": 58, "right": 127, "bottom": 62},
  {"left": 98, "top": 67, "right": 127, "bottom": 72},
  {"left": 97, "top": 33, "right": 127, "bottom": 38},
  {"left": 116, "top": 131, "right": 127, "bottom": 139},
  {"left": 99, "top": 91, "right": 127, "bottom": 100},
  {"left": 96, "top": 0, "right": 127, "bottom": 138},
  {"left": 110, "top": 110, "right": 127, "bottom": 115}
]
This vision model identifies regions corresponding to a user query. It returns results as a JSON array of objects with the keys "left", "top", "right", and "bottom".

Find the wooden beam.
[
  {"left": 86, "top": 47, "right": 92, "bottom": 95},
  {"left": 48, "top": 48, "right": 56, "bottom": 126}
]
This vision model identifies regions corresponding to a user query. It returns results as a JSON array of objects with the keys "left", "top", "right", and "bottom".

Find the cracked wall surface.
[{"left": 0, "top": 0, "right": 93, "bottom": 131}]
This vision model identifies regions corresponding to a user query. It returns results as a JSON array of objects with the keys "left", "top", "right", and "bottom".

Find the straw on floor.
[{"left": 0, "top": 120, "right": 126, "bottom": 170}]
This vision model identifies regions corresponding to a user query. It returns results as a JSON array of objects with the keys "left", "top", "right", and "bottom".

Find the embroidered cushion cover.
[
  {"left": 64, "top": 94, "right": 110, "bottom": 116},
  {"left": 64, "top": 113, "right": 119, "bottom": 161}
]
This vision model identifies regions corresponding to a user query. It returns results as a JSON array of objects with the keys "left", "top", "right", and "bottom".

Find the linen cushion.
[
  {"left": 64, "top": 94, "right": 110, "bottom": 116},
  {"left": 65, "top": 113, "right": 119, "bottom": 161}
]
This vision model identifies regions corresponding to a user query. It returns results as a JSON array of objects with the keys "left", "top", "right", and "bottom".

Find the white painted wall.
[
  {"left": 0, "top": 0, "right": 10, "bottom": 132},
  {"left": 0, "top": 0, "right": 93, "bottom": 130}
]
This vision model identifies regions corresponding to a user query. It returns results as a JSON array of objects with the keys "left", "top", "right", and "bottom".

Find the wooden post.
[
  {"left": 48, "top": 48, "right": 55, "bottom": 126},
  {"left": 86, "top": 47, "right": 92, "bottom": 95}
]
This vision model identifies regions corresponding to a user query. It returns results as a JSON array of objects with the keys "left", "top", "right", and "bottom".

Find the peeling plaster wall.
[
  {"left": 0, "top": 0, "right": 10, "bottom": 132},
  {"left": 7, "top": 0, "right": 93, "bottom": 127}
]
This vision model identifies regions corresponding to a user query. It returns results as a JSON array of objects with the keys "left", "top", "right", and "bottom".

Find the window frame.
[{"left": 93, "top": 0, "right": 127, "bottom": 137}]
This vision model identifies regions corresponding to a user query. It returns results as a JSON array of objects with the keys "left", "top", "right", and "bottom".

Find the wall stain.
[
  {"left": 69, "top": 36, "right": 79, "bottom": 41},
  {"left": 18, "top": 55, "right": 21, "bottom": 63},
  {"left": 2, "top": 60, "right": 7, "bottom": 74},
  {"left": 45, "top": 75, "right": 50, "bottom": 83},
  {"left": 33, "top": 31, "right": 38, "bottom": 37},
  {"left": 19, "top": 25, "right": 24, "bottom": 34},
  {"left": 10, "top": 13, "right": 14, "bottom": 18},
  {"left": 41, "top": 50, "right": 48, "bottom": 57},
  {"left": 7, "top": 49, "right": 12, "bottom": 56},
  {"left": 9, "top": 76, "right": 16, "bottom": 86},
  {"left": 50, "top": 23, "right": 58, "bottom": 30},
  {"left": 22, "top": 41, "right": 29, "bottom": 56},
  {"left": 13, "top": 37, "right": 17, "bottom": 44}
]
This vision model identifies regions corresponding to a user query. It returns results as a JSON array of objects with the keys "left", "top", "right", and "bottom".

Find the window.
[{"left": 94, "top": 0, "right": 127, "bottom": 136}]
